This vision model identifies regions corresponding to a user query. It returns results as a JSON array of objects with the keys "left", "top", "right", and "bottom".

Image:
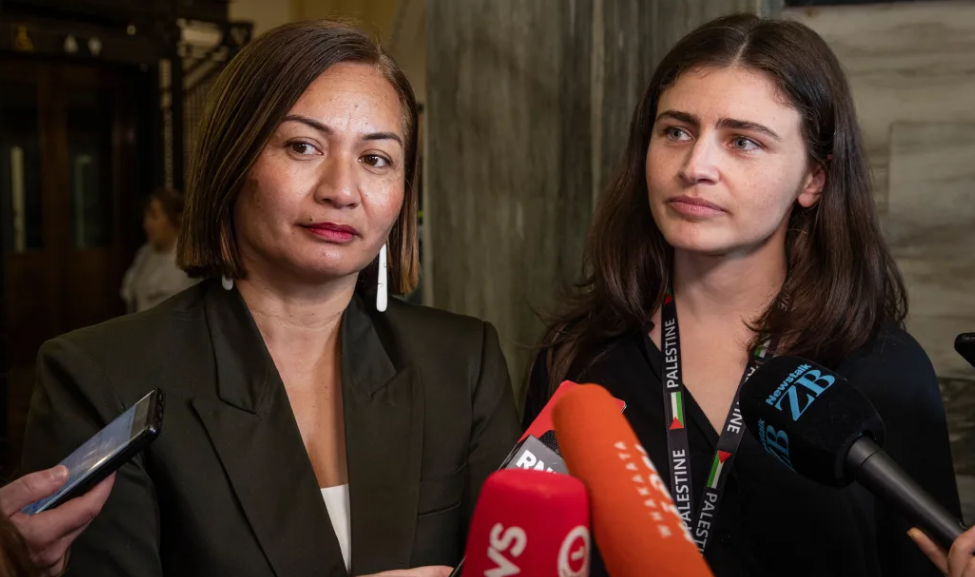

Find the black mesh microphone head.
[
  {"left": 538, "top": 429, "right": 561, "bottom": 455},
  {"left": 740, "top": 356, "right": 885, "bottom": 487}
]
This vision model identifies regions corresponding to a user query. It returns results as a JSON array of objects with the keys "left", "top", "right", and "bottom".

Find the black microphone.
[
  {"left": 498, "top": 433, "right": 568, "bottom": 474},
  {"left": 739, "top": 356, "right": 967, "bottom": 549},
  {"left": 956, "top": 333, "right": 975, "bottom": 370}
]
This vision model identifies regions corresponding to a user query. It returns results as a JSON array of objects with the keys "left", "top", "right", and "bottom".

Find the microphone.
[
  {"left": 497, "top": 381, "right": 587, "bottom": 475},
  {"left": 500, "top": 434, "right": 567, "bottom": 474},
  {"left": 460, "top": 468, "right": 591, "bottom": 577},
  {"left": 500, "top": 381, "right": 626, "bottom": 474},
  {"left": 553, "top": 385, "right": 714, "bottom": 577},
  {"left": 956, "top": 333, "right": 975, "bottom": 370},
  {"left": 739, "top": 355, "right": 967, "bottom": 549},
  {"left": 449, "top": 382, "right": 589, "bottom": 576}
]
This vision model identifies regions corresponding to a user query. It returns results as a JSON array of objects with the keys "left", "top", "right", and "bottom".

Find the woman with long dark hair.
[{"left": 525, "top": 14, "right": 961, "bottom": 576}]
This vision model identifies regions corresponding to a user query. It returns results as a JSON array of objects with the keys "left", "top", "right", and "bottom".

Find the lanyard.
[{"left": 657, "top": 291, "right": 775, "bottom": 553}]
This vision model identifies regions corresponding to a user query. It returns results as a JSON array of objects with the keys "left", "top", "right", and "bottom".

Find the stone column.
[{"left": 425, "top": 0, "right": 782, "bottom": 409}]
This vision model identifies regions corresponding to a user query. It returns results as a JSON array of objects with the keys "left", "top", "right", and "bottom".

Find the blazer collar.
[
  {"left": 202, "top": 282, "right": 400, "bottom": 412},
  {"left": 197, "top": 281, "right": 423, "bottom": 575},
  {"left": 339, "top": 291, "right": 398, "bottom": 398},
  {"left": 202, "top": 280, "right": 272, "bottom": 414}
]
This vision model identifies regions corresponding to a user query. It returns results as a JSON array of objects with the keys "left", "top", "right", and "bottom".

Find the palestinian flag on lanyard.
[
  {"left": 754, "top": 340, "right": 770, "bottom": 359},
  {"left": 706, "top": 451, "right": 732, "bottom": 489},
  {"left": 669, "top": 391, "right": 684, "bottom": 430}
]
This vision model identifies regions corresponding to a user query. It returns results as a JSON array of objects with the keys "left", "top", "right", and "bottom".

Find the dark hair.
[
  {"left": 538, "top": 14, "right": 907, "bottom": 392},
  {"left": 177, "top": 20, "right": 420, "bottom": 293},
  {"left": 146, "top": 186, "right": 185, "bottom": 228}
]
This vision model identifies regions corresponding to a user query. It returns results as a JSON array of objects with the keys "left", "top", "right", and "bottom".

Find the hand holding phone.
[
  {"left": 22, "top": 388, "right": 163, "bottom": 516},
  {"left": 0, "top": 466, "right": 115, "bottom": 576}
]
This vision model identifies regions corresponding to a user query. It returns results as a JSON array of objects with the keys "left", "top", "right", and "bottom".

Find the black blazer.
[{"left": 22, "top": 280, "right": 521, "bottom": 577}]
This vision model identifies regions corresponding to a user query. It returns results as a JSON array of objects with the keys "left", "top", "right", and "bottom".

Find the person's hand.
[
  {"left": 0, "top": 466, "right": 115, "bottom": 576},
  {"left": 361, "top": 566, "right": 453, "bottom": 577},
  {"left": 909, "top": 526, "right": 975, "bottom": 576}
]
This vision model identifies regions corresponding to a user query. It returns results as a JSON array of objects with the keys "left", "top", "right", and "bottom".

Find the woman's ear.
[{"left": 797, "top": 160, "right": 827, "bottom": 208}]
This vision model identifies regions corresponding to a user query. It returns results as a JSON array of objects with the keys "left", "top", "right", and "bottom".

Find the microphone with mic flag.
[
  {"left": 449, "top": 382, "right": 619, "bottom": 576},
  {"left": 955, "top": 333, "right": 975, "bottom": 370},
  {"left": 496, "top": 381, "right": 593, "bottom": 475},
  {"left": 739, "top": 355, "right": 967, "bottom": 549},
  {"left": 496, "top": 381, "right": 626, "bottom": 474},
  {"left": 554, "top": 385, "right": 714, "bottom": 577},
  {"left": 457, "top": 468, "right": 591, "bottom": 577},
  {"left": 499, "top": 434, "right": 567, "bottom": 475}
]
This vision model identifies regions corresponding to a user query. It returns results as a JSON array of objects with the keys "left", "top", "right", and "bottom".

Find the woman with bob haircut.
[
  {"left": 525, "top": 14, "right": 962, "bottom": 577},
  {"left": 23, "top": 20, "right": 518, "bottom": 577}
]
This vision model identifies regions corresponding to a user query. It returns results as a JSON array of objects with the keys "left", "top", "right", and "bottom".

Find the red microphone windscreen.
[
  {"left": 554, "top": 385, "right": 713, "bottom": 577},
  {"left": 462, "top": 469, "right": 590, "bottom": 577},
  {"left": 522, "top": 381, "right": 628, "bottom": 443},
  {"left": 521, "top": 381, "right": 580, "bottom": 442}
]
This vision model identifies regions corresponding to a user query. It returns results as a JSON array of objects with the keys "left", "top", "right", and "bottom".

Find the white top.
[
  {"left": 321, "top": 485, "right": 352, "bottom": 573},
  {"left": 120, "top": 243, "right": 197, "bottom": 313}
]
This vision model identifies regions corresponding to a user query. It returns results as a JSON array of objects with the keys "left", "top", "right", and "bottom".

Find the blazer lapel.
[
  {"left": 192, "top": 283, "right": 348, "bottom": 577},
  {"left": 342, "top": 295, "right": 424, "bottom": 575}
]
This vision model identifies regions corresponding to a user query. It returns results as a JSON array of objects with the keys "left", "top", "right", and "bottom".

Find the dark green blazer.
[{"left": 22, "top": 280, "right": 520, "bottom": 577}]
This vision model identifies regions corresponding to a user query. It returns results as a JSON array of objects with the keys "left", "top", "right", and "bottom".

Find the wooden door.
[{"left": 0, "top": 58, "right": 136, "bottom": 475}]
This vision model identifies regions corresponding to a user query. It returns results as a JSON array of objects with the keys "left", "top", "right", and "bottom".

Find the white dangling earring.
[
  {"left": 221, "top": 275, "right": 234, "bottom": 291},
  {"left": 376, "top": 244, "right": 388, "bottom": 312}
]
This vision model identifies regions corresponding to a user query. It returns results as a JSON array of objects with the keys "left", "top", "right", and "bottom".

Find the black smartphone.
[
  {"left": 956, "top": 333, "right": 975, "bottom": 370},
  {"left": 22, "top": 388, "right": 164, "bottom": 515}
]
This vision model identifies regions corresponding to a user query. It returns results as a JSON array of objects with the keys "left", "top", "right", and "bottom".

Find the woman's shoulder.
[
  {"left": 380, "top": 297, "right": 498, "bottom": 360},
  {"left": 837, "top": 321, "right": 933, "bottom": 378},
  {"left": 41, "top": 282, "right": 211, "bottom": 376},
  {"left": 385, "top": 296, "right": 488, "bottom": 332},
  {"left": 834, "top": 320, "right": 939, "bottom": 409},
  {"left": 377, "top": 299, "right": 515, "bottom": 406},
  {"left": 523, "top": 329, "right": 641, "bottom": 425},
  {"left": 530, "top": 329, "right": 642, "bottom": 382}
]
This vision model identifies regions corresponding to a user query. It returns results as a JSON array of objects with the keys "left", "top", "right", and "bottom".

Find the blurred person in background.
[
  {"left": 120, "top": 187, "right": 197, "bottom": 313},
  {"left": 23, "top": 19, "right": 517, "bottom": 577}
]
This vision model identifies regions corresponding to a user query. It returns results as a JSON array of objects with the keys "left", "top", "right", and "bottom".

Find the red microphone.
[
  {"left": 554, "top": 385, "right": 714, "bottom": 577},
  {"left": 460, "top": 468, "right": 591, "bottom": 577},
  {"left": 520, "top": 381, "right": 626, "bottom": 443}
]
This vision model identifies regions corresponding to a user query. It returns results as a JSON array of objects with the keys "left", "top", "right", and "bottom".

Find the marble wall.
[
  {"left": 886, "top": 122, "right": 975, "bottom": 377},
  {"left": 786, "top": 2, "right": 975, "bottom": 215},
  {"left": 425, "top": 0, "right": 596, "bottom": 408},
  {"left": 386, "top": 0, "right": 426, "bottom": 103},
  {"left": 786, "top": 0, "right": 975, "bottom": 523}
]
